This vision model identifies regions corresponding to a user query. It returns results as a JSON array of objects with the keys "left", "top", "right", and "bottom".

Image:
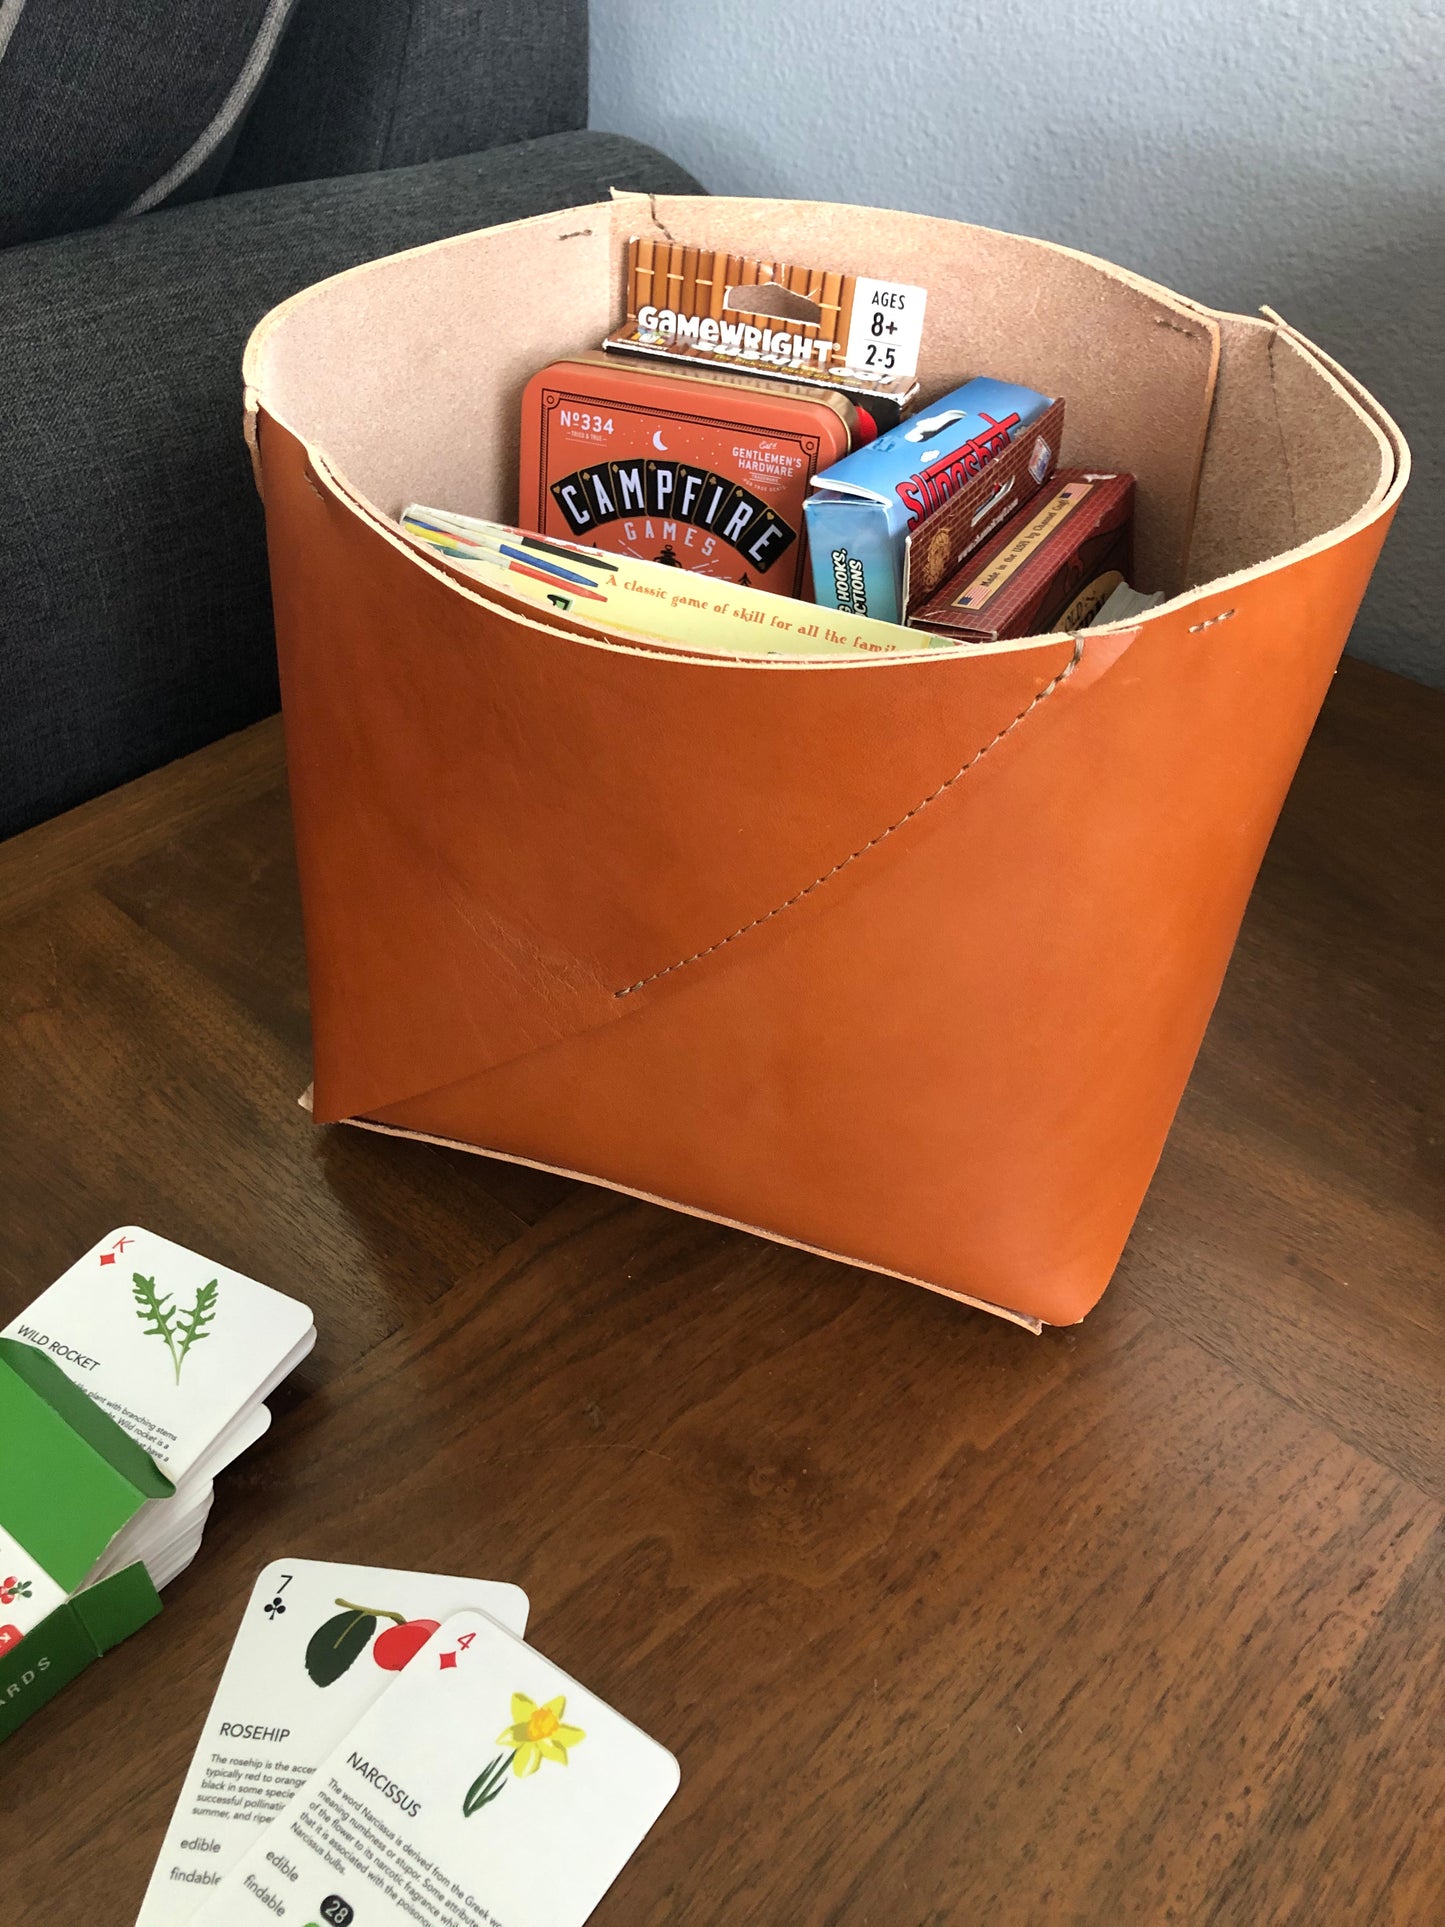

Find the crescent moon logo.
[{"left": 652, "top": 429, "right": 668, "bottom": 452}]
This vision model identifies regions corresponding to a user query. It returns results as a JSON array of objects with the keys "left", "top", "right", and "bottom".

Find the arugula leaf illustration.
[
  {"left": 132, "top": 1271, "right": 221, "bottom": 1382},
  {"left": 175, "top": 1278, "right": 219, "bottom": 1378},
  {"left": 132, "top": 1273, "right": 181, "bottom": 1379}
]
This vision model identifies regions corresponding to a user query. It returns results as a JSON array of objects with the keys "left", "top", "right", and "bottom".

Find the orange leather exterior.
[{"left": 258, "top": 409, "right": 1395, "bottom": 1325}]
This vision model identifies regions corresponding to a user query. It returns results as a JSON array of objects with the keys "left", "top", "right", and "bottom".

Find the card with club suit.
[
  {"left": 192, "top": 1609, "right": 680, "bottom": 1927},
  {"left": 138, "top": 1561, "right": 530, "bottom": 1926}
]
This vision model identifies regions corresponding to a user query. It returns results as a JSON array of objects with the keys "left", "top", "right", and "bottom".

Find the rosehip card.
[
  {"left": 138, "top": 1561, "right": 530, "bottom": 1927},
  {"left": 191, "top": 1609, "right": 680, "bottom": 1927},
  {"left": 2, "top": 1227, "right": 315, "bottom": 1483}
]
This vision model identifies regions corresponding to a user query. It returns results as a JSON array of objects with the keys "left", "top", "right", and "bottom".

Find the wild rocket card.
[
  {"left": 137, "top": 1561, "right": 529, "bottom": 1927},
  {"left": 1, "top": 1227, "right": 314, "bottom": 1481},
  {"left": 194, "top": 1610, "right": 680, "bottom": 1927}
]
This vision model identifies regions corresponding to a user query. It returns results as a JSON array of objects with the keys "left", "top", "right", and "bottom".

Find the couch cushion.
[
  {"left": 0, "top": 0, "right": 299, "bottom": 247},
  {"left": 222, "top": 0, "right": 588, "bottom": 192},
  {"left": 0, "top": 131, "right": 703, "bottom": 838}
]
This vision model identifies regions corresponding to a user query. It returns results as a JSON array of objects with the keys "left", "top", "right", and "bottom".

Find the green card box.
[
  {"left": 0, "top": 1564, "right": 164, "bottom": 1741},
  {"left": 0, "top": 1337, "right": 173, "bottom": 1740}
]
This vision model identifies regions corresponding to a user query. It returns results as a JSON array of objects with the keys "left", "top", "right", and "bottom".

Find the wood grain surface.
[{"left": 1, "top": 657, "right": 1440, "bottom": 1925}]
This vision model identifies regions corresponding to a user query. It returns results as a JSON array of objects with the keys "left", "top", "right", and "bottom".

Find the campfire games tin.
[{"left": 518, "top": 351, "right": 866, "bottom": 594}]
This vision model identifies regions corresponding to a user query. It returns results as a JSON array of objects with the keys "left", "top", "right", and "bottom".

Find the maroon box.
[
  {"left": 903, "top": 396, "right": 1065, "bottom": 613},
  {"left": 912, "top": 468, "right": 1134, "bottom": 642}
]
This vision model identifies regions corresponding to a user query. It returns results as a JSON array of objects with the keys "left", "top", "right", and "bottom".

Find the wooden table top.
[{"left": 2, "top": 657, "right": 1441, "bottom": 1925}]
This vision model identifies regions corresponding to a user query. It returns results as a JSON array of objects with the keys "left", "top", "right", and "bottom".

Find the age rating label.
[{"left": 842, "top": 278, "right": 928, "bottom": 382}]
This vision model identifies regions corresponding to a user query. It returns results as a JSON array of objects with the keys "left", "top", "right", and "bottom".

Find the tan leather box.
[{"left": 242, "top": 195, "right": 1407, "bottom": 1330}]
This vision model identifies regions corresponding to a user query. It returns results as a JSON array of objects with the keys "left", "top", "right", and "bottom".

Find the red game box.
[
  {"left": 903, "top": 397, "right": 1064, "bottom": 613},
  {"left": 912, "top": 469, "right": 1134, "bottom": 642}
]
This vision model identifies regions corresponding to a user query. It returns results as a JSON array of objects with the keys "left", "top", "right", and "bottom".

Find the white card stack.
[{"left": 2, "top": 1226, "right": 315, "bottom": 1597}]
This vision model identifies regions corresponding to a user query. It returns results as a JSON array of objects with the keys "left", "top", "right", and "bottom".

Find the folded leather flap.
[
  {"left": 354, "top": 518, "right": 1393, "bottom": 1327},
  {"left": 263, "top": 417, "right": 1086, "bottom": 1122}
]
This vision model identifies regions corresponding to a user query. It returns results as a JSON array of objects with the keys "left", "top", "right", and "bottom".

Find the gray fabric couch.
[{"left": 0, "top": 0, "right": 699, "bottom": 838}]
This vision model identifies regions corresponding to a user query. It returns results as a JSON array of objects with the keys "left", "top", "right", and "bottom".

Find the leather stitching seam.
[{"left": 615, "top": 642, "right": 1083, "bottom": 998}]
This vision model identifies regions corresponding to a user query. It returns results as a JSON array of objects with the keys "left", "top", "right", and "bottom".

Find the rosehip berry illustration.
[{"left": 372, "top": 1618, "right": 440, "bottom": 1671}]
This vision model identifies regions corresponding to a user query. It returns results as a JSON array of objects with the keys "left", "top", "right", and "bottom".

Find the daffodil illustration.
[
  {"left": 462, "top": 1691, "right": 587, "bottom": 1816},
  {"left": 498, "top": 1692, "right": 586, "bottom": 1777}
]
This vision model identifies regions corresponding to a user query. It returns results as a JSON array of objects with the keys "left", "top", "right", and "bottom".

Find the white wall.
[{"left": 591, "top": 0, "right": 1442, "bottom": 685}]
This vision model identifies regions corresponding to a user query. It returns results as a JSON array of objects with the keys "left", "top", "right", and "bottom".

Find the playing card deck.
[
  {"left": 143, "top": 1561, "right": 679, "bottom": 1927},
  {"left": 0, "top": 1228, "right": 315, "bottom": 1737}
]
